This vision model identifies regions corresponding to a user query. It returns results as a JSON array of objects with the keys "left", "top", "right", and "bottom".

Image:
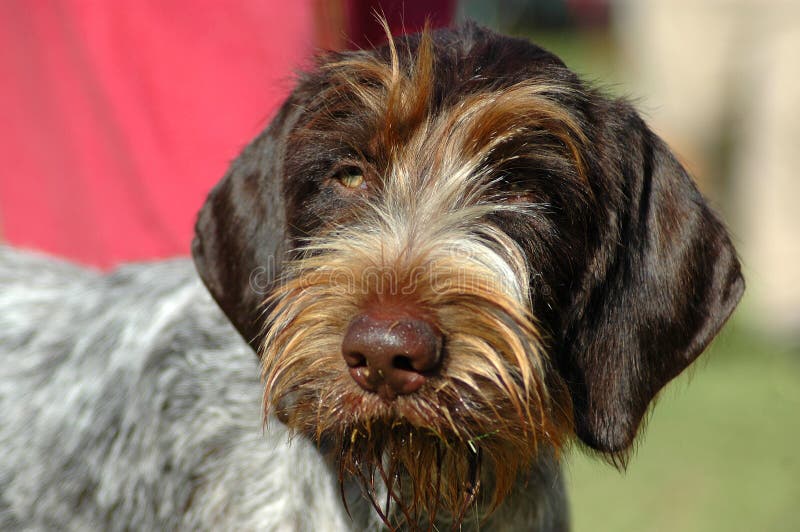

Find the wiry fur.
[{"left": 1, "top": 22, "right": 742, "bottom": 532}]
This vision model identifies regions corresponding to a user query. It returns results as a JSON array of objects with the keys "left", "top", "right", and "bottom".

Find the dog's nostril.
[
  {"left": 343, "top": 349, "right": 368, "bottom": 369},
  {"left": 391, "top": 355, "right": 414, "bottom": 372}
]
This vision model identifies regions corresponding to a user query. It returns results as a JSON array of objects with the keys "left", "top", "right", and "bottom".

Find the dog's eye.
[{"left": 334, "top": 167, "right": 366, "bottom": 189}]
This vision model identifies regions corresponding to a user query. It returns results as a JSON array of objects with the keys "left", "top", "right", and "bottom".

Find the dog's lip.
[
  {"left": 348, "top": 366, "right": 426, "bottom": 400},
  {"left": 340, "top": 386, "right": 437, "bottom": 428}
]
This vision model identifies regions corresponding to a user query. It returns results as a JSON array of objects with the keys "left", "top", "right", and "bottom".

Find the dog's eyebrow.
[
  {"left": 429, "top": 82, "right": 588, "bottom": 180},
  {"left": 317, "top": 62, "right": 588, "bottom": 202}
]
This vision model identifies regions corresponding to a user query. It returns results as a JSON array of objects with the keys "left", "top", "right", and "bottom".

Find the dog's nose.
[{"left": 342, "top": 313, "right": 442, "bottom": 400}]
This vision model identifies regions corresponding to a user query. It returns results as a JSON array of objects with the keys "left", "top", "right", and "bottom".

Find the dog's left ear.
[
  {"left": 192, "top": 102, "right": 299, "bottom": 351},
  {"left": 559, "top": 105, "right": 744, "bottom": 456}
]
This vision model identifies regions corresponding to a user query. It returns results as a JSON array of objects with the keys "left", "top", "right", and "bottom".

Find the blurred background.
[{"left": 1, "top": 1, "right": 798, "bottom": 530}]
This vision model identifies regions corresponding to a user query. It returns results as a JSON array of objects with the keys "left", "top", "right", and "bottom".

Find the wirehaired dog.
[{"left": 0, "top": 23, "right": 742, "bottom": 531}]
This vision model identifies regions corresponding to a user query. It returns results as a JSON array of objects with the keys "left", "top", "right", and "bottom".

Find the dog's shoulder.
[{"left": 0, "top": 248, "right": 357, "bottom": 530}]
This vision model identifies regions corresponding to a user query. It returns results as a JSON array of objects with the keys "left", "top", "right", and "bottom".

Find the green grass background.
[{"left": 566, "top": 323, "right": 800, "bottom": 531}]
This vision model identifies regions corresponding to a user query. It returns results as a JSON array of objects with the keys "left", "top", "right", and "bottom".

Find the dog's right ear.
[{"left": 192, "top": 102, "right": 298, "bottom": 351}]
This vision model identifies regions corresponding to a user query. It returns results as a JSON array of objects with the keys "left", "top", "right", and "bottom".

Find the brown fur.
[{"left": 192, "top": 21, "right": 743, "bottom": 532}]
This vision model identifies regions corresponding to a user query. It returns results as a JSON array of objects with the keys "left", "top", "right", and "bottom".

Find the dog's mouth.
[
  {"left": 273, "top": 388, "right": 495, "bottom": 529},
  {"left": 266, "top": 361, "right": 568, "bottom": 530},
  {"left": 333, "top": 414, "right": 487, "bottom": 529}
]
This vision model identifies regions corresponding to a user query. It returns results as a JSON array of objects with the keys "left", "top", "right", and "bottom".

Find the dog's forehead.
[{"left": 289, "top": 27, "right": 587, "bottom": 189}]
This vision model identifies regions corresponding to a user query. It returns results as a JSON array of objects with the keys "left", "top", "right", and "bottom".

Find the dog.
[{"left": 0, "top": 23, "right": 743, "bottom": 531}]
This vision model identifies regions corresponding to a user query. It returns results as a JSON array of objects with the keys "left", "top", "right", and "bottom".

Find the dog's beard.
[{"left": 260, "top": 209, "right": 571, "bottom": 528}]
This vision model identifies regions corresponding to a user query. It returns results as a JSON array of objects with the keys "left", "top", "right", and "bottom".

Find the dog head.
[{"left": 193, "top": 24, "right": 743, "bottom": 527}]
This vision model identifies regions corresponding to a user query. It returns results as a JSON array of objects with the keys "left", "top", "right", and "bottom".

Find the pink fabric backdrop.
[
  {"left": 0, "top": 1, "right": 314, "bottom": 267},
  {"left": 0, "top": 1, "right": 455, "bottom": 268}
]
